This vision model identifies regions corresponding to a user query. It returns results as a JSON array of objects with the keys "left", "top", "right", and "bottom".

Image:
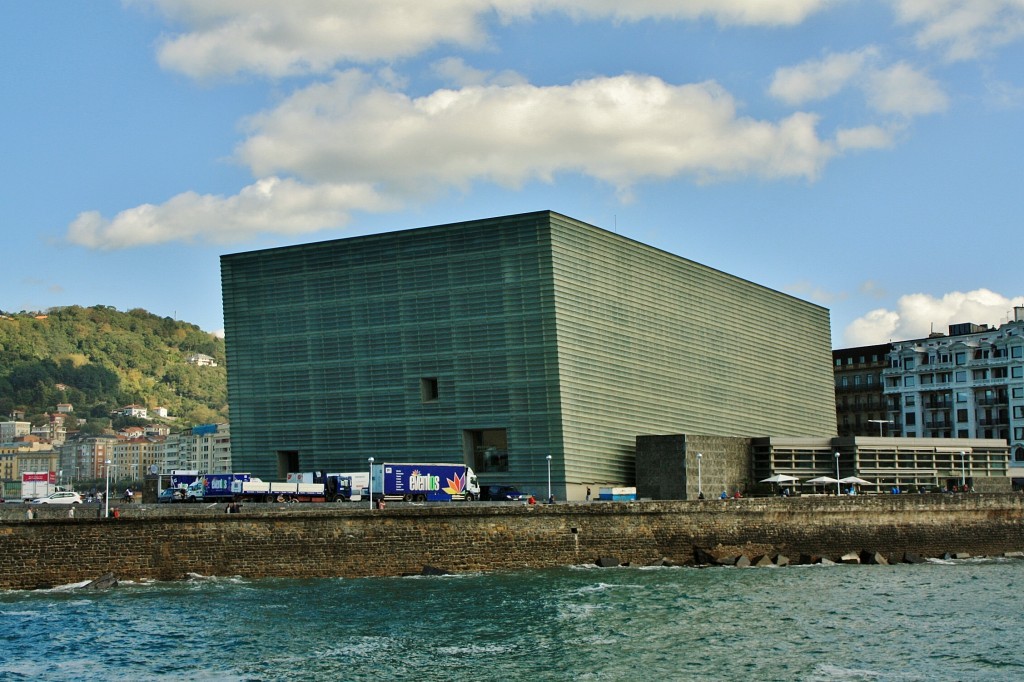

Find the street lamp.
[
  {"left": 834, "top": 451, "right": 841, "bottom": 495},
  {"left": 546, "top": 455, "right": 552, "bottom": 502},
  {"left": 696, "top": 452, "right": 703, "bottom": 499},
  {"left": 960, "top": 451, "right": 966, "bottom": 491},
  {"left": 368, "top": 457, "right": 375, "bottom": 510},
  {"left": 104, "top": 459, "right": 111, "bottom": 518},
  {"left": 868, "top": 419, "right": 894, "bottom": 437}
]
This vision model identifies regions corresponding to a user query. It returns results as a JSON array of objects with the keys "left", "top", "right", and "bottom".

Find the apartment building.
[
  {"left": 881, "top": 307, "right": 1024, "bottom": 470},
  {"left": 833, "top": 344, "right": 891, "bottom": 437}
]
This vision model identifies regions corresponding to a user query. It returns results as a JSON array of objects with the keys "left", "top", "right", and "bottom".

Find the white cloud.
[
  {"left": 431, "top": 57, "right": 527, "bottom": 88},
  {"left": 66, "top": 72, "right": 851, "bottom": 248},
  {"left": 770, "top": 50, "right": 947, "bottom": 119},
  {"left": 863, "top": 62, "right": 948, "bottom": 116},
  {"left": 769, "top": 47, "right": 880, "bottom": 105},
  {"left": 133, "top": 0, "right": 835, "bottom": 78},
  {"left": 835, "top": 124, "right": 898, "bottom": 151},
  {"left": 843, "top": 288, "right": 1024, "bottom": 345},
  {"left": 66, "top": 177, "right": 391, "bottom": 249},
  {"left": 893, "top": 0, "right": 1024, "bottom": 62},
  {"left": 237, "top": 71, "right": 837, "bottom": 193}
]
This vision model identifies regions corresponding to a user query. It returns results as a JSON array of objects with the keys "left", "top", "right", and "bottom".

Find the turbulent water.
[{"left": 2, "top": 559, "right": 1021, "bottom": 681}]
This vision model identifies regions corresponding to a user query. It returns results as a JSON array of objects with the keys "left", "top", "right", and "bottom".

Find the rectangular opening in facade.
[
  {"left": 276, "top": 450, "right": 299, "bottom": 479},
  {"left": 464, "top": 428, "right": 509, "bottom": 472},
  {"left": 420, "top": 377, "right": 439, "bottom": 402}
]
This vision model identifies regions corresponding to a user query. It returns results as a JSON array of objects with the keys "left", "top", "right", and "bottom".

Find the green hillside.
[{"left": 0, "top": 305, "right": 227, "bottom": 431}]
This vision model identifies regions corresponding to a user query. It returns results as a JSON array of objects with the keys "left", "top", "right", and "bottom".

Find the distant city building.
[
  {"left": 56, "top": 403, "right": 73, "bottom": 413},
  {"left": 222, "top": 210, "right": 836, "bottom": 499},
  {"left": 833, "top": 344, "right": 892, "bottom": 437},
  {"left": 116, "top": 405, "right": 148, "bottom": 419},
  {"left": 836, "top": 307, "right": 1024, "bottom": 475},
  {"left": 187, "top": 353, "right": 218, "bottom": 367},
  {"left": 57, "top": 434, "right": 118, "bottom": 483},
  {"left": 0, "top": 421, "right": 31, "bottom": 442}
]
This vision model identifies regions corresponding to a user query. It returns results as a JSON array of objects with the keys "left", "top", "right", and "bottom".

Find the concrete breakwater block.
[
  {"left": 595, "top": 556, "right": 620, "bottom": 567},
  {"left": 840, "top": 552, "right": 861, "bottom": 564}
]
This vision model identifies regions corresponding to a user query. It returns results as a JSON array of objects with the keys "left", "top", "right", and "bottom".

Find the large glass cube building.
[{"left": 221, "top": 211, "right": 836, "bottom": 498}]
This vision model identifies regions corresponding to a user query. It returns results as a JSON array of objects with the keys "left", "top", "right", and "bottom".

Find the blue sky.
[{"left": 3, "top": 1, "right": 1023, "bottom": 347}]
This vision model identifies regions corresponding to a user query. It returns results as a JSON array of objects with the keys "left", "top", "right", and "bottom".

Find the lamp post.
[
  {"left": 546, "top": 455, "right": 552, "bottom": 502},
  {"left": 834, "top": 451, "right": 841, "bottom": 495},
  {"left": 368, "top": 457, "right": 374, "bottom": 510},
  {"left": 868, "top": 419, "right": 894, "bottom": 437},
  {"left": 960, "top": 451, "right": 966, "bottom": 491},
  {"left": 696, "top": 452, "right": 703, "bottom": 499},
  {"left": 104, "top": 459, "right": 111, "bottom": 518}
]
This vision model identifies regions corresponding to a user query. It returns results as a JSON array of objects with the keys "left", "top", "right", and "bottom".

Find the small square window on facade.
[{"left": 420, "top": 377, "right": 439, "bottom": 402}]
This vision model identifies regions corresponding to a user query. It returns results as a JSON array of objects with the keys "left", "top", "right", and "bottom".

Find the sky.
[{"left": 3, "top": 1, "right": 1023, "bottom": 348}]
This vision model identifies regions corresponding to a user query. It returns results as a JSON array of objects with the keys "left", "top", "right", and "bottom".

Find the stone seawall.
[{"left": 2, "top": 495, "right": 1023, "bottom": 590}]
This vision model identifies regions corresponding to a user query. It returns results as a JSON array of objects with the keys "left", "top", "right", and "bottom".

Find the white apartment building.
[
  {"left": 0, "top": 421, "right": 31, "bottom": 442},
  {"left": 883, "top": 307, "right": 1024, "bottom": 470},
  {"left": 162, "top": 423, "right": 232, "bottom": 474}
]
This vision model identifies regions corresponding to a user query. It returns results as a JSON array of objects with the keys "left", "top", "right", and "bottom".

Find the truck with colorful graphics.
[
  {"left": 182, "top": 473, "right": 252, "bottom": 502},
  {"left": 370, "top": 463, "right": 480, "bottom": 502}
]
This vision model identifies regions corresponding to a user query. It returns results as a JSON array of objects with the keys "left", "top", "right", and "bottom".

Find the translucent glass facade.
[{"left": 221, "top": 211, "right": 836, "bottom": 495}]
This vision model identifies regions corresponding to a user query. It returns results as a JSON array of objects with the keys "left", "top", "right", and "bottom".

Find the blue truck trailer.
[
  {"left": 370, "top": 463, "right": 480, "bottom": 502},
  {"left": 183, "top": 473, "right": 252, "bottom": 502}
]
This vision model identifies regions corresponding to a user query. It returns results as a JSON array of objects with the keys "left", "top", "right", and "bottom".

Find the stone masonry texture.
[{"left": 1, "top": 495, "right": 1022, "bottom": 590}]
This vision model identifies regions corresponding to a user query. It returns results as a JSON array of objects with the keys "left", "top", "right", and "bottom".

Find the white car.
[{"left": 31, "top": 491, "right": 83, "bottom": 505}]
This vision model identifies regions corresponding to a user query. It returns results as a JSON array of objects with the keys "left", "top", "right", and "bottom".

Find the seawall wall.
[{"left": 2, "top": 495, "right": 1023, "bottom": 590}]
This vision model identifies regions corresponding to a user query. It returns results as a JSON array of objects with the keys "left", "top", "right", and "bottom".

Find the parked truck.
[
  {"left": 370, "top": 463, "right": 480, "bottom": 502},
  {"left": 230, "top": 475, "right": 326, "bottom": 502},
  {"left": 183, "top": 473, "right": 252, "bottom": 502},
  {"left": 21, "top": 472, "right": 59, "bottom": 502},
  {"left": 324, "top": 472, "right": 369, "bottom": 502}
]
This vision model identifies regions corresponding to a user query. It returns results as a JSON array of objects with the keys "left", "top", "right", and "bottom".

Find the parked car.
[
  {"left": 31, "top": 491, "right": 83, "bottom": 505},
  {"left": 482, "top": 485, "right": 524, "bottom": 501},
  {"left": 158, "top": 487, "right": 188, "bottom": 503}
]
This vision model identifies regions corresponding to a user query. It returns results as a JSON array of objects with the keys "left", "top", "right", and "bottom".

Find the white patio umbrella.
[
  {"left": 760, "top": 474, "right": 799, "bottom": 484},
  {"left": 839, "top": 476, "right": 871, "bottom": 485},
  {"left": 804, "top": 476, "right": 839, "bottom": 485}
]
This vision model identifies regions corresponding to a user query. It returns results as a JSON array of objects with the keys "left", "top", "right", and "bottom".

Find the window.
[
  {"left": 905, "top": 413, "right": 916, "bottom": 425},
  {"left": 841, "top": 376, "right": 848, "bottom": 387},
  {"left": 921, "top": 374, "right": 933, "bottom": 385},
  {"left": 1015, "top": 406, "right": 1024, "bottom": 419},
  {"left": 904, "top": 358, "right": 916, "bottom": 370},
  {"left": 1015, "top": 445, "right": 1024, "bottom": 460},
  {"left": 866, "top": 374, "right": 874, "bottom": 386},
  {"left": 955, "top": 352, "right": 966, "bottom": 365},
  {"left": 465, "top": 428, "right": 509, "bottom": 473},
  {"left": 1014, "top": 388, "right": 1024, "bottom": 399},
  {"left": 957, "top": 391, "right": 969, "bottom": 403},
  {"left": 957, "top": 409, "right": 969, "bottom": 422},
  {"left": 854, "top": 375, "right": 862, "bottom": 386},
  {"left": 904, "top": 376, "right": 916, "bottom": 387},
  {"left": 905, "top": 395, "right": 916, "bottom": 406},
  {"left": 973, "top": 369, "right": 989, "bottom": 381},
  {"left": 1012, "top": 346, "right": 1023, "bottom": 359},
  {"left": 956, "top": 371, "right": 967, "bottom": 382},
  {"left": 993, "top": 367, "right": 1008, "bottom": 379},
  {"left": 420, "top": 377, "right": 439, "bottom": 402},
  {"left": 1013, "top": 367, "right": 1024, "bottom": 379}
]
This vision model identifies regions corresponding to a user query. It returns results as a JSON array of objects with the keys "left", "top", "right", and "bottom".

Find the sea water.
[{"left": 1, "top": 558, "right": 1022, "bottom": 681}]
